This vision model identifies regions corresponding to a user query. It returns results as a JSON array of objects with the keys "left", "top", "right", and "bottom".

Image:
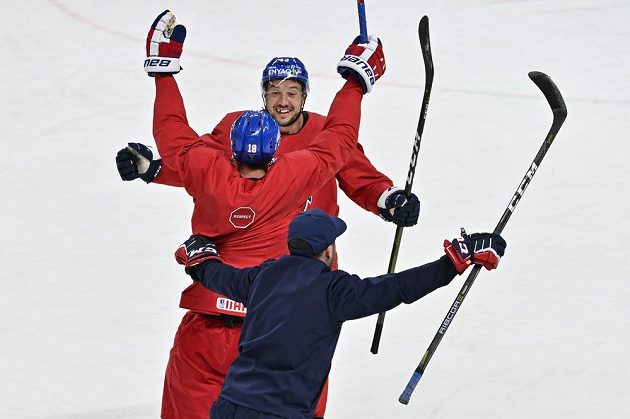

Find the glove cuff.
[
  {"left": 377, "top": 186, "right": 403, "bottom": 209},
  {"left": 144, "top": 57, "right": 181, "bottom": 75},
  {"left": 443, "top": 239, "right": 471, "bottom": 274},
  {"left": 140, "top": 160, "right": 162, "bottom": 183},
  {"left": 337, "top": 55, "right": 374, "bottom": 93}
]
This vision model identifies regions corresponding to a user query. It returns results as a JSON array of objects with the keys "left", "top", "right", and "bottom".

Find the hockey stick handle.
[
  {"left": 399, "top": 264, "right": 482, "bottom": 405},
  {"left": 357, "top": 0, "right": 368, "bottom": 43},
  {"left": 370, "top": 225, "right": 404, "bottom": 353},
  {"left": 371, "top": 16, "right": 434, "bottom": 355},
  {"left": 399, "top": 72, "right": 567, "bottom": 404}
]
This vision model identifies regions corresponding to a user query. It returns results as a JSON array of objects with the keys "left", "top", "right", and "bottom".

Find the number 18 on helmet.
[{"left": 230, "top": 111, "right": 281, "bottom": 166}]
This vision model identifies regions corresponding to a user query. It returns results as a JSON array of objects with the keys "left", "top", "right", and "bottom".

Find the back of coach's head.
[{"left": 287, "top": 209, "right": 347, "bottom": 261}]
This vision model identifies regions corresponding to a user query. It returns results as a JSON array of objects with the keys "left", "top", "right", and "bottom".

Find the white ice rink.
[{"left": 2, "top": 0, "right": 629, "bottom": 417}]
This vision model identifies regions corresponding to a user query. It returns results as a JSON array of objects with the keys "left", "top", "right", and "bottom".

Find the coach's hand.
[{"left": 444, "top": 230, "right": 507, "bottom": 274}]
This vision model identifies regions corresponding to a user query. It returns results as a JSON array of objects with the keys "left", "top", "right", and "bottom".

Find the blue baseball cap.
[{"left": 287, "top": 209, "right": 347, "bottom": 256}]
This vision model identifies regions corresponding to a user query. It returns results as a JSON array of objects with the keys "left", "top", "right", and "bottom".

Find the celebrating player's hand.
[
  {"left": 144, "top": 10, "right": 187, "bottom": 76},
  {"left": 115, "top": 142, "right": 162, "bottom": 183},
  {"left": 337, "top": 35, "right": 386, "bottom": 94},
  {"left": 444, "top": 230, "right": 507, "bottom": 274},
  {"left": 378, "top": 187, "right": 420, "bottom": 227},
  {"left": 175, "top": 235, "right": 222, "bottom": 277}
]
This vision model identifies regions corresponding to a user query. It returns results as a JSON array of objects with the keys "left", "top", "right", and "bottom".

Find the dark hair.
[
  {"left": 288, "top": 238, "right": 314, "bottom": 255},
  {"left": 287, "top": 238, "right": 331, "bottom": 259}
]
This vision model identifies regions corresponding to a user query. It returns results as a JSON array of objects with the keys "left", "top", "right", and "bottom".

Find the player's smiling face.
[{"left": 264, "top": 79, "right": 306, "bottom": 134}]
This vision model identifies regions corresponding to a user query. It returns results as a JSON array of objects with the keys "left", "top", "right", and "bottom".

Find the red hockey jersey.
[
  {"left": 154, "top": 76, "right": 390, "bottom": 316},
  {"left": 154, "top": 81, "right": 392, "bottom": 218}
]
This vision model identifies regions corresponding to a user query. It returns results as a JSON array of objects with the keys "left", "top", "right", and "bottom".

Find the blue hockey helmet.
[
  {"left": 231, "top": 111, "right": 281, "bottom": 166},
  {"left": 260, "top": 57, "right": 310, "bottom": 93}
]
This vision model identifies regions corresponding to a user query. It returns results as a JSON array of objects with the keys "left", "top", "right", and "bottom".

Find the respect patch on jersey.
[{"left": 229, "top": 207, "right": 256, "bottom": 228}]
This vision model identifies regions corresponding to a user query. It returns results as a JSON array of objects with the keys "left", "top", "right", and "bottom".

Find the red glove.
[
  {"left": 337, "top": 35, "right": 386, "bottom": 93},
  {"left": 175, "top": 235, "right": 222, "bottom": 276},
  {"left": 144, "top": 10, "right": 187, "bottom": 76},
  {"left": 444, "top": 230, "right": 507, "bottom": 274}
]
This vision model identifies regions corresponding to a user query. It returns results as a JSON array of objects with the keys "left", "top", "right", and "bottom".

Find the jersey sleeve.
[
  {"left": 152, "top": 75, "right": 228, "bottom": 196},
  {"left": 336, "top": 142, "right": 394, "bottom": 215},
  {"left": 152, "top": 75, "right": 201, "bottom": 171},
  {"left": 194, "top": 260, "right": 262, "bottom": 304},
  {"left": 279, "top": 78, "right": 364, "bottom": 199},
  {"left": 153, "top": 161, "right": 183, "bottom": 186},
  {"left": 327, "top": 256, "right": 457, "bottom": 322}
]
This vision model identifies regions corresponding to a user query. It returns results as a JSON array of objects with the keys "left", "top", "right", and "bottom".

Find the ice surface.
[{"left": 2, "top": 1, "right": 629, "bottom": 418}]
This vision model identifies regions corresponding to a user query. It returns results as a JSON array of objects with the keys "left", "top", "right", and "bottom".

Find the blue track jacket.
[{"left": 194, "top": 254, "right": 458, "bottom": 418}]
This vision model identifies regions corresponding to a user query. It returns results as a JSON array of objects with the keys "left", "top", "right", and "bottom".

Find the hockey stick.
[
  {"left": 370, "top": 16, "right": 434, "bottom": 355},
  {"left": 398, "top": 71, "right": 568, "bottom": 404},
  {"left": 356, "top": 0, "right": 368, "bottom": 43}
]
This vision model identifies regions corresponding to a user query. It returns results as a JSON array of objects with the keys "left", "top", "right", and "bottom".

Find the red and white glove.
[
  {"left": 444, "top": 230, "right": 507, "bottom": 274},
  {"left": 175, "top": 235, "right": 222, "bottom": 276},
  {"left": 337, "top": 35, "right": 386, "bottom": 94},
  {"left": 144, "top": 10, "right": 187, "bottom": 76}
]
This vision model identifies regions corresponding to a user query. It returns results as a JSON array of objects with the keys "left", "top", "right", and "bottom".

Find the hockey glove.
[
  {"left": 377, "top": 187, "right": 420, "bottom": 227},
  {"left": 175, "top": 235, "right": 222, "bottom": 277},
  {"left": 444, "top": 230, "right": 507, "bottom": 274},
  {"left": 144, "top": 10, "right": 187, "bottom": 76},
  {"left": 115, "top": 143, "right": 162, "bottom": 183},
  {"left": 337, "top": 35, "right": 386, "bottom": 94}
]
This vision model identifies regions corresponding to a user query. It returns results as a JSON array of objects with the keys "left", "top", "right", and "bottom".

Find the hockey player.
[
  {"left": 174, "top": 209, "right": 507, "bottom": 418},
  {"left": 116, "top": 10, "right": 417, "bottom": 419},
  {"left": 122, "top": 10, "right": 394, "bottom": 419}
]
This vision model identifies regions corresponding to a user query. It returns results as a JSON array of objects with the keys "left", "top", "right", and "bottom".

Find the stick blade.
[
  {"left": 418, "top": 16, "right": 434, "bottom": 77},
  {"left": 528, "top": 71, "right": 567, "bottom": 115}
]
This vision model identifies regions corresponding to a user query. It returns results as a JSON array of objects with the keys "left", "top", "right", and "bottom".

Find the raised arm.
[
  {"left": 143, "top": 10, "right": 205, "bottom": 172},
  {"left": 328, "top": 257, "right": 457, "bottom": 322},
  {"left": 328, "top": 231, "right": 507, "bottom": 322},
  {"left": 152, "top": 75, "right": 201, "bottom": 171},
  {"left": 280, "top": 35, "right": 386, "bottom": 199}
]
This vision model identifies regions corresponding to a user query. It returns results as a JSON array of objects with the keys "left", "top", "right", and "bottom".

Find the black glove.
[
  {"left": 378, "top": 187, "right": 420, "bottom": 227},
  {"left": 115, "top": 143, "right": 162, "bottom": 183},
  {"left": 175, "top": 235, "right": 222, "bottom": 278},
  {"left": 444, "top": 229, "right": 507, "bottom": 274}
]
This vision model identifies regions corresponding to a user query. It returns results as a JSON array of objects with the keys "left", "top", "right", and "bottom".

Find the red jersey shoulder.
[
  {"left": 204, "top": 111, "right": 247, "bottom": 153},
  {"left": 275, "top": 112, "right": 326, "bottom": 155}
]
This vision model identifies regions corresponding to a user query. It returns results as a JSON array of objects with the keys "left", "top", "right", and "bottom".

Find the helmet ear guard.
[
  {"left": 231, "top": 111, "right": 281, "bottom": 166},
  {"left": 260, "top": 57, "right": 310, "bottom": 94}
]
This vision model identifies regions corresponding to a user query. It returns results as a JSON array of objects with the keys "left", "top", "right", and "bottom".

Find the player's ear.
[{"left": 324, "top": 244, "right": 335, "bottom": 266}]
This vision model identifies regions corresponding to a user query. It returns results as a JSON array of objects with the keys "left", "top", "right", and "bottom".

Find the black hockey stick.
[
  {"left": 398, "top": 71, "right": 567, "bottom": 404},
  {"left": 371, "top": 15, "right": 434, "bottom": 355}
]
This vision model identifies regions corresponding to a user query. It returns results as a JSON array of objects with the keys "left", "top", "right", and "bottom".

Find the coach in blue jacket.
[{"left": 175, "top": 209, "right": 506, "bottom": 419}]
